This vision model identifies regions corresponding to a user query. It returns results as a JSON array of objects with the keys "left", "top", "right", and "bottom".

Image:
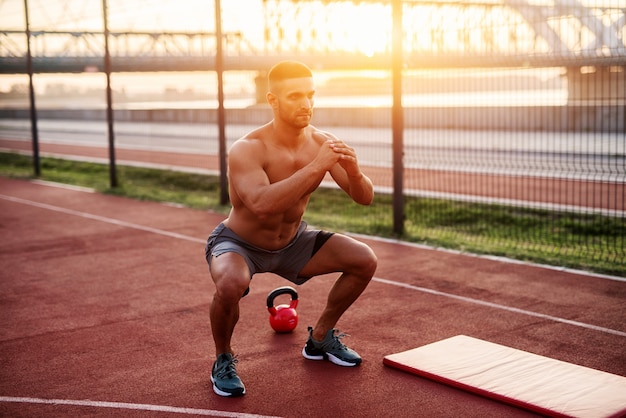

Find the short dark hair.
[{"left": 268, "top": 61, "right": 313, "bottom": 83}]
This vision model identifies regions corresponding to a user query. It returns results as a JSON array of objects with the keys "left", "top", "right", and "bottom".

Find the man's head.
[
  {"left": 267, "top": 61, "right": 315, "bottom": 129},
  {"left": 268, "top": 60, "right": 313, "bottom": 89}
]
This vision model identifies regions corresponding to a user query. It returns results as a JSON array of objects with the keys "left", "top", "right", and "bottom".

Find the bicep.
[{"left": 228, "top": 142, "right": 269, "bottom": 205}]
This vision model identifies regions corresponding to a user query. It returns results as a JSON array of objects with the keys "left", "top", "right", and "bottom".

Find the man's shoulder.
[
  {"left": 237, "top": 123, "right": 272, "bottom": 143},
  {"left": 232, "top": 126, "right": 269, "bottom": 147},
  {"left": 230, "top": 138, "right": 263, "bottom": 158}
]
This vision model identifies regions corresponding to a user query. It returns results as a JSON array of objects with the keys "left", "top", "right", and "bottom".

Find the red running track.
[{"left": 0, "top": 177, "right": 625, "bottom": 417}]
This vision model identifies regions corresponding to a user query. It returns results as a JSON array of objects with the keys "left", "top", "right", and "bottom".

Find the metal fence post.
[
  {"left": 392, "top": 0, "right": 404, "bottom": 236},
  {"left": 23, "top": 0, "right": 40, "bottom": 177},
  {"left": 102, "top": 0, "right": 117, "bottom": 188},
  {"left": 215, "top": 0, "right": 228, "bottom": 205}
]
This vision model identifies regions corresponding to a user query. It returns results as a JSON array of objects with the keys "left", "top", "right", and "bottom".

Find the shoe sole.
[
  {"left": 302, "top": 346, "right": 361, "bottom": 367},
  {"left": 210, "top": 375, "right": 246, "bottom": 397}
]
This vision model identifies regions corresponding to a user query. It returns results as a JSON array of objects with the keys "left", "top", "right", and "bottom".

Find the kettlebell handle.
[{"left": 266, "top": 286, "right": 298, "bottom": 309}]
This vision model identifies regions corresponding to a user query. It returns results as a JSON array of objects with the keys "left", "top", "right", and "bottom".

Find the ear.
[{"left": 266, "top": 91, "right": 278, "bottom": 109}]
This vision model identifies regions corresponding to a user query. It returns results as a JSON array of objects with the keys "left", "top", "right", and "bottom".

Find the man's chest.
[{"left": 263, "top": 146, "right": 318, "bottom": 183}]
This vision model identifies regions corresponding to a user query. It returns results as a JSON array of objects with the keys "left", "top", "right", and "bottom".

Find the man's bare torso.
[{"left": 224, "top": 123, "right": 324, "bottom": 251}]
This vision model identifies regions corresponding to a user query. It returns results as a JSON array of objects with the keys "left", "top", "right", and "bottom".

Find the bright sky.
[
  {"left": 0, "top": 0, "right": 259, "bottom": 31},
  {"left": 0, "top": 0, "right": 610, "bottom": 96},
  {"left": 0, "top": 0, "right": 393, "bottom": 94},
  {"left": 0, "top": 0, "right": 390, "bottom": 51}
]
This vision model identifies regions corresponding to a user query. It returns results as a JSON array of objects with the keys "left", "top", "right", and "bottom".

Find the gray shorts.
[{"left": 204, "top": 221, "right": 334, "bottom": 285}]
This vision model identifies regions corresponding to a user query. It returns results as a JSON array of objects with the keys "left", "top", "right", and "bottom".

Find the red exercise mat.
[{"left": 384, "top": 335, "right": 626, "bottom": 418}]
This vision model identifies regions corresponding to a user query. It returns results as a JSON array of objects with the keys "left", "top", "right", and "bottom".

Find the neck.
[{"left": 271, "top": 120, "right": 307, "bottom": 149}]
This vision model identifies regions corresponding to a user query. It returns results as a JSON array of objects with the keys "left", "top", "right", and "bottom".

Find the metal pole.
[
  {"left": 391, "top": 0, "right": 404, "bottom": 236},
  {"left": 215, "top": 0, "right": 228, "bottom": 205},
  {"left": 23, "top": 0, "right": 40, "bottom": 177},
  {"left": 102, "top": 0, "right": 117, "bottom": 188}
]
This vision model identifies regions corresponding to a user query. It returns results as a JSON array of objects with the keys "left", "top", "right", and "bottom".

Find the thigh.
[{"left": 298, "top": 233, "right": 376, "bottom": 278}]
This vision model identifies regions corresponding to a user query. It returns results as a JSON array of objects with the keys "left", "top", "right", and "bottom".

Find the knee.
[
  {"left": 213, "top": 277, "right": 249, "bottom": 306},
  {"left": 210, "top": 253, "right": 251, "bottom": 304},
  {"left": 366, "top": 249, "right": 378, "bottom": 278},
  {"left": 356, "top": 245, "right": 377, "bottom": 280},
  {"left": 211, "top": 271, "right": 250, "bottom": 306}
]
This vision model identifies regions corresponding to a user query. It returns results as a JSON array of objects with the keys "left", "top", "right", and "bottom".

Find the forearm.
[
  {"left": 251, "top": 164, "right": 326, "bottom": 217},
  {"left": 347, "top": 172, "right": 374, "bottom": 205}
]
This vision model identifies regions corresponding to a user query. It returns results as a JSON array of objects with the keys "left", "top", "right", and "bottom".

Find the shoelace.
[
  {"left": 323, "top": 329, "right": 350, "bottom": 351},
  {"left": 215, "top": 355, "right": 239, "bottom": 379}
]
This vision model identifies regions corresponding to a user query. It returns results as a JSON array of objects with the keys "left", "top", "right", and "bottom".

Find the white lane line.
[
  {"left": 0, "top": 194, "right": 205, "bottom": 244},
  {"left": 0, "top": 396, "right": 281, "bottom": 418},
  {"left": 7, "top": 178, "right": 626, "bottom": 279},
  {"left": 372, "top": 277, "right": 626, "bottom": 338},
  {"left": 350, "top": 232, "right": 626, "bottom": 284},
  {"left": 2, "top": 193, "right": 624, "bottom": 339}
]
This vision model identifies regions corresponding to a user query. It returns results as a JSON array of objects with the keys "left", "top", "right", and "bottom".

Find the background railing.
[{"left": 0, "top": 0, "right": 624, "bottom": 273}]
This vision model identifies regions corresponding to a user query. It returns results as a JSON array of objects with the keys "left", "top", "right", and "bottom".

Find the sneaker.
[
  {"left": 302, "top": 327, "right": 362, "bottom": 367},
  {"left": 211, "top": 353, "right": 246, "bottom": 397}
]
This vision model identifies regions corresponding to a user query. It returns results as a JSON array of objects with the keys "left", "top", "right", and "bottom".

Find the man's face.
[{"left": 269, "top": 77, "right": 315, "bottom": 129}]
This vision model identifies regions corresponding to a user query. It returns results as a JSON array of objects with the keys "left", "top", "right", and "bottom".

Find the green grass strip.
[{"left": 1, "top": 152, "right": 623, "bottom": 277}]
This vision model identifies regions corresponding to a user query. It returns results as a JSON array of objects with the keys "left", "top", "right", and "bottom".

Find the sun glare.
[
  {"left": 259, "top": 1, "right": 392, "bottom": 55},
  {"left": 325, "top": 3, "right": 392, "bottom": 56}
]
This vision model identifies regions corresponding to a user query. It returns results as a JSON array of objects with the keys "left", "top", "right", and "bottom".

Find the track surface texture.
[{"left": 1, "top": 177, "right": 624, "bottom": 418}]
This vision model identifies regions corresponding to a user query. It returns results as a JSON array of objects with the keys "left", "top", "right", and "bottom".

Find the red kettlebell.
[{"left": 266, "top": 286, "right": 299, "bottom": 333}]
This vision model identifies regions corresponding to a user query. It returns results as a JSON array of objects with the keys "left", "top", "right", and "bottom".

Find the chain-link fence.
[{"left": 0, "top": 0, "right": 624, "bottom": 274}]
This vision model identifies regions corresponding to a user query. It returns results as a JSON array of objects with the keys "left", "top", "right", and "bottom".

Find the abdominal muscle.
[{"left": 224, "top": 196, "right": 310, "bottom": 251}]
